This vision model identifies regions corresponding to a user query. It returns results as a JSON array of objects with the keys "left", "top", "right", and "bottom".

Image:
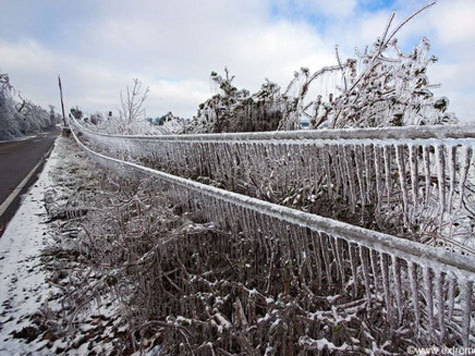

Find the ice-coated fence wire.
[
  {"left": 70, "top": 124, "right": 475, "bottom": 346},
  {"left": 71, "top": 117, "right": 475, "bottom": 250}
]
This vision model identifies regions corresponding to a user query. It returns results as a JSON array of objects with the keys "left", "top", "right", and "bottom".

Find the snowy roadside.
[
  {"left": 0, "top": 137, "right": 126, "bottom": 355},
  {"left": 0, "top": 139, "right": 59, "bottom": 354},
  {"left": 0, "top": 134, "right": 37, "bottom": 144}
]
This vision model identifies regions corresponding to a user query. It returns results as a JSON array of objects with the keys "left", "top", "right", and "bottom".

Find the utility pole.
[
  {"left": 58, "top": 75, "right": 67, "bottom": 126},
  {"left": 58, "top": 75, "right": 70, "bottom": 136}
]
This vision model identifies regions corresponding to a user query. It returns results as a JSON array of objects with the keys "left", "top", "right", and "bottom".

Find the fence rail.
[
  {"left": 72, "top": 117, "right": 475, "bottom": 140},
  {"left": 70, "top": 123, "right": 475, "bottom": 346}
]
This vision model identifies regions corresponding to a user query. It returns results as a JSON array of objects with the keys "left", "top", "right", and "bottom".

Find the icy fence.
[
  {"left": 71, "top": 118, "right": 475, "bottom": 248},
  {"left": 70, "top": 125, "right": 475, "bottom": 346}
]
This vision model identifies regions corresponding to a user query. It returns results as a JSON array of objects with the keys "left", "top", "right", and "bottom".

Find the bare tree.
[{"left": 119, "top": 78, "right": 150, "bottom": 128}]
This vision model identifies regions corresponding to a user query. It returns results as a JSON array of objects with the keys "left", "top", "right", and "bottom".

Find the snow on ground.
[
  {"left": 0, "top": 137, "right": 125, "bottom": 355},
  {"left": 0, "top": 140, "right": 59, "bottom": 355},
  {"left": 0, "top": 135, "right": 37, "bottom": 144}
]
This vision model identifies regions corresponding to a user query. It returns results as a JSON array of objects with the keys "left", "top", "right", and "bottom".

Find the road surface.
[{"left": 0, "top": 129, "right": 59, "bottom": 236}]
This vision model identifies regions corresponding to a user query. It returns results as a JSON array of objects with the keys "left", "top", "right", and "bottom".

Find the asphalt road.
[{"left": 0, "top": 129, "right": 59, "bottom": 236}]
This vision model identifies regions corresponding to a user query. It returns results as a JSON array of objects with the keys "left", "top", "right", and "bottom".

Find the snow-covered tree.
[
  {"left": 151, "top": 112, "right": 187, "bottom": 134},
  {"left": 185, "top": 68, "right": 290, "bottom": 133},
  {"left": 280, "top": 2, "right": 456, "bottom": 130},
  {"left": 185, "top": 3, "right": 454, "bottom": 134},
  {"left": 0, "top": 72, "right": 17, "bottom": 139},
  {"left": 0, "top": 71, "right": 54, "bottom": 140}
]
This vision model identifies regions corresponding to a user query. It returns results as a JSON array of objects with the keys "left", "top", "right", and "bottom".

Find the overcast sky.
[{"left": 0, "top": 0, "right": 474, "bottom": 122}]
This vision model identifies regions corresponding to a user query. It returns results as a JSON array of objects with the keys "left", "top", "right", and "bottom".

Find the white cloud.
[
  {"left": 0, "top": 0, "right": 473, "bottom": 122},
  {"left": 272, "top": 0, "right": 358, "bottom": 19},
  {"left": 323, "top": 0, "right": 475, "bottom": 122},
  {"left": 0, "top": 0, "right": 337, "bottom": 118},
  {"left": 147, "top": 80, "right": 211, "bottom": 117},
  {"left": 430, "top": 1, "right": 475, "bottom": 45}
]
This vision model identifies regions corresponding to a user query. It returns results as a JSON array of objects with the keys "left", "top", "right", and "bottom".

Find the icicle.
[
  {"left": 448, "top": 276, "right": 455, "bottom": 321},
  {"left": 391, "top": 255, "right": 403, "bottom": 324},
  {"left": 287, "top": 143, "right": 297, "bottom": 185},
  {"left": 435, "top": 272, "right": 445, "bottom": 342},
  {"left": 319, "top": 233, "right": 333, "bottom": 285},
  {"left": 240, "top": 142, "right": 249, "bottom": 179},
  {"left": 370, "top": 249, "right": 380, "bottom": 292},
  {"left": 310, "top": 231, "right": 323, "bottom": 289},
  {"left": 287, "top": 143, "right": 296, "bottom": 188},
  {"left": 250, "top": 209, "right": 260, "bottom": 236},
  {"left": 359, "top": 246, "right": 371, "bottom": 303},
  {"left": 423, "top": 267, "right": 434, "bottom": 336},
  {"left": 349, "top": 244, "right": 358, "bottom": 297},
  {"left": 282, "top": 222, "right": 293, "bottom": 267},
  {"left": 202, "top": 142, "right": 210, "bottom": 176},
  {"left": 461, "top": 280, "right": 472, "bottom": 347},
  {"left": 343, "top": 145, "right": 356, "bottom": 212},
  {"left": 226, "top": 201, "right": 239, "bottom": 235},
  {"left": 289, "top": 225, "right": 301, "bottom": 268},
  {"left": 235, "top": 205, "right": 246, "bottom": 236},
  {"left": 224, "top": 144, "right": 234, "bottom": 188},
  {"left": 380, "top": 253, "right": 392, "bottom": 322},
  {"left": 299, "top": 227, "right": 313, "bottom": 282},
  {"left": 408, "top": 262, "right": 421, "bottom": 332},
  {"left": 260, "top": 143, "right": 271, "bottom": 178},
  {"left": 259, "top": 215, "right": 271, "bottom": 260},
  {"left": 435, "top": 145, "right": 446, "bottom": 216},
  {"left": 330, "top": 236, "right": 344, "bottom": 284},
  {"left": 301, "top": 227, "right": 312, "bottom": 272},
  {"left": 217, "top": 199, "right": 227, "bottom": 228},
  {"left": 423, "top": 145, "right": 431, "bottom": 205},
  {"left": 209, "top": 142, "right": 218, "bottom": 179},
  {"left": 197, "top": 142, "right": 205, "bottom": 177},
  {"left": 279, "top": 144, "right": 290, "bottom": 189},
  {"left": 228, "top": 142, "right": 238, "bottom": 186},
  {"left": 408, "top": 144, "right": 419, "bottom": 215},
  {"left": 354, "top": 144, "right": 366, "bottom": 206},
  {"left": 266, "top": 143, "right": 277, "bottom": 179},
  {"left": 363, "top": 144, "right": 373, "bottom": 202},
  {"left": 322, "top": 145, "right": 333, "bottom": 198},
  {"left": 373, "top": 145, "right": 384, "bottom": 208},
  {"left": 396, "top": 145, "right": 409, "bottom": 225},
  {"left": 194, "top": 143, "right": 202, "bottom": 175},
  {"left": 458, "top": 147, "right": 472, "bottom": 208},
  {"left": 335, "top": 145, "right": 348, "bottom": 199},
  {"left": 294, "top": 144, "right": 304, "bottom": 185},
  {"left": 446, "top": 145, "right": 457, "bottom": 215},
  {"left": 204, "top": 142, "right": 211, "bottom": 176},
  {"left": 307, "top": 145, "right": 318, "bottom": 193},
  {"left": 242, "top": 207, "right": 253, "bottom": 237},
  {"left": 381, "top": 145, "right": 391, "bottom": 205}
]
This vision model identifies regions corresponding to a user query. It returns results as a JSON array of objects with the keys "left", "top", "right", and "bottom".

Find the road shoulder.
[{"left": 0, "top": 139, "right": 60, "bottom": 355}]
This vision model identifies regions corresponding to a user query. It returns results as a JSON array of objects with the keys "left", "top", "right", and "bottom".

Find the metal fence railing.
[{"left": 71, "top": 124, "right": 475, "bottom": 346}]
